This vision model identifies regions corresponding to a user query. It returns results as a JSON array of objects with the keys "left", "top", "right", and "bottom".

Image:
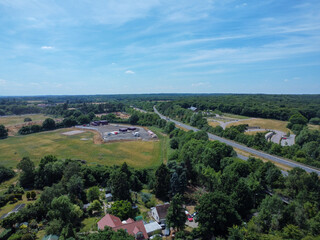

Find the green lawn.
[{"left": 0, "top": 128, "right": 165, "bottom": 169}]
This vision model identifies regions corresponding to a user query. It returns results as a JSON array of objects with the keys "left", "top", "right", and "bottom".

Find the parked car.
[
  {"left": 187, "top": 214, "right": 193, "bottom": 222},
  {"left": 150, "top": 234, "right": 162, "bottom": 239},
  {"left": 164, "top": 227, "right": 170, "bottom": 236}
]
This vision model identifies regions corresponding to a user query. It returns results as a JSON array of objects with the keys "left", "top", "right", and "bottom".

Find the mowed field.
[
  {"left": 0, "top": 114, "right": 51, "bottom": 126},
  {"left": 0, "top": 128, "right": 163, "bottom": 169},
  {"left": 226, "top": 118, "right": 291, "bottom": 133}
]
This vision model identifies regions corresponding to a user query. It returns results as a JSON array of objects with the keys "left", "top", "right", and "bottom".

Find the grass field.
[
  {"left": 0, "top": 114, "right": 52, "bottom": 126},
  {"left": 309, "top": 124, "right": 320, "bottom": 131},
  {"left": 207, "top": 121, "right": 221, "bottom": 128},
  {"left": 222, "top": 113, "right": 250, "bottom": 119},
  {"left": 226, "top": 118, "right": 291, "bottom": 133},
  {"left": 0, "top": 128, "right": 164, "bottom": 169}
]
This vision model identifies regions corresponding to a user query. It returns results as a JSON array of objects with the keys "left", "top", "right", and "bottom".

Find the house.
[
  {"left": 98, "top": 214, "right": 148, "bottom": 240},
  {"left": 151, "top": 203, "right": 170, "bottom": 226},
  {"left": 188, "top": 106, "right": 197, "bottom": 111},
  {"left": 144, "top": 221, "right": 162, "bottom": 236}
]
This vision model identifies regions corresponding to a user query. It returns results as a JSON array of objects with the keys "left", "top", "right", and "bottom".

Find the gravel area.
[{"left": 76, "top": 124, "right": 156, "bottom": 142}]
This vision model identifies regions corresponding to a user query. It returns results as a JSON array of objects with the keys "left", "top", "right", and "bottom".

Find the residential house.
[
  {"left": 97, "top": 214, "right": 148, "bottom": 240},
  {"left": 151, "top": 203, "right": 170, "bottom": 227}
]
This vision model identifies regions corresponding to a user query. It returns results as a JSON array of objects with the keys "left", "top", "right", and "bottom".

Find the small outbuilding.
[
  {"left": 144, "top": 221, "right": 162, "bottom": 236},
  {"left": 105, "top": 193, "right": 113, "bottom": 202}
]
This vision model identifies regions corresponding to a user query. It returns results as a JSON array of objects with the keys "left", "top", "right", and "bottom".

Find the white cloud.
[
  {"left": 0, "top": 79, "right": 7, "bottom": 86},
  {"left": 125, "top": 70, "right": 135, "bottom": 74},
  {"left": 284, "top": 79, "right": 289, "bottom": 82},
  {"left": 41, "top": 46, "right": 54, "bottom": 50},
  {"left": 192, "top": 82, "right": 206, "bottom": 87}
]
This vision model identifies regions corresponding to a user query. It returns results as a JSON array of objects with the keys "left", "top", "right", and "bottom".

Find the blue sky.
[{"left": 0, "top": 0, "right": 319, "bottom": 95}]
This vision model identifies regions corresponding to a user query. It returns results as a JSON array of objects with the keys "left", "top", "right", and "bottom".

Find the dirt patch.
[
  {"left": 7, "top": 121, "right": 43, "bottom": 136},
  {"left": 62, "top": 130, "right": 85, "bottom": 136},
  {"left": 88, "top": 130, "right": 104, "bottom": 144}
]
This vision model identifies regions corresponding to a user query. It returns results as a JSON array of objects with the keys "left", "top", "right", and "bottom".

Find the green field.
[
  {"left": 0, "top": 114, "right": 52, "bottom": 126},
  {"left": 0, "top": 128, "right": 165, "bottom": 169}
]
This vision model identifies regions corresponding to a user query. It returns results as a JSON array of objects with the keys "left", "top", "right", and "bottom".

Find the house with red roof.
[{"left": 97, "top": 214, "right": 148, "bottom": 240}]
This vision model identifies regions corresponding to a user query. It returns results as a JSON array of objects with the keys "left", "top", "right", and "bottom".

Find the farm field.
[
  {"left": 0, "top": 114, "right": 51, "bottom": 126},
  {"left": 0, "top": 128, "right": 164, "bottom": 169},
  {"left": 226, "top": 118, "right": 291, "bottom": 133}
]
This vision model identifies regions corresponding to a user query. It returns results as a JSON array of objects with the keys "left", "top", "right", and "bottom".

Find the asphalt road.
[{"left": 153, "top": 106, "right": 320, "bottom": 176}]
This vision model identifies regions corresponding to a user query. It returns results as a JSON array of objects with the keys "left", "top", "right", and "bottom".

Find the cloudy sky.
[{"left": 0, "top": 0, "right": 319, "bottom": 95}]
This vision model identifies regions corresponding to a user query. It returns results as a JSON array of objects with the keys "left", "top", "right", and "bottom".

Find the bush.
[
  {"left": 31, "top": 191, "right": 36, "bottom": 200},
  {"left": 0, "top": 124, "right": 8, "bottom": 139},
  {"left": 24, "top": 117, "right": 32, "bottom": 122}
]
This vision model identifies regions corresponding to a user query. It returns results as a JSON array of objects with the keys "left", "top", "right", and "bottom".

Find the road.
[{"left": 153, "top": 106, "right": 320, "bottom": 176}]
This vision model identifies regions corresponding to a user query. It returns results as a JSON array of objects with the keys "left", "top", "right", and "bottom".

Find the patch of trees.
[
  {"left": 18, "top": 118, "right": 62, "bottom": 135},
  {"left": 0, "top": 124, "right": 8, "bottom": 138},
  {"left": 0, "top": 165, "right": 15, "bottom": 184},
  {"left": 158, "top": 94, "right": 320, "bottom": 121},
  {"left": 1, "top": 155, "right": 153, "bottom": 239}
]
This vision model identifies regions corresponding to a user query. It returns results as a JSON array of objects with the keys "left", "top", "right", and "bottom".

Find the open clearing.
[
  {"left": 309, "top": 124, "right": 320, "bottom": 131},
  {"left": 62, "top": 130, "right": 85, "bottom": 136},
  {"left": 0, "top": 128, "right": 164, "bottom": 169},
  {"left": 226, "top": 118, "right": 291, "bottom": 133},
  {"left": 0, "top": 114, "right": 52, "bottom": 126}
]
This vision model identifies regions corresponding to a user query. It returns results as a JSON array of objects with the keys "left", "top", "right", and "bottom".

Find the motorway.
[{"left": 153, "top": 106, "right": 320, "bottom": 176}]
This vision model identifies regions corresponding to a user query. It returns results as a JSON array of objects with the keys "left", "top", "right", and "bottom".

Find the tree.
[
  {"left": 87, "top": 186, "right": 100, "bottom": 202},
  {"left": 164, "top": 121, "right": 175, "bottom": 134},
  {"left": 17, "top": 157, "right": 35, "bottom": 188},
  {"left": 0, "top": 165, "right": 15, "bottom": 183},
  {"left": 85, "top": 227, "right": 135, "bottom": 240},
  {"left": 166, "top": 194, "right": 186, "bottom": 231},
  {"left": 30, "top": 191, "right": 36, "bottom": 200},
  {"left": 154, "top": 164, "right": 170, "bottom": 200},
  {"left": 88, "top": 200, "right": 102, "bottom": 215},
  {"left": 26, "top": 192, "right": 31, "bottom": 200},
  {"left": 129, "top": 114, "right": 139, "bottom": 125},
  {"left": 48, "top": 195, "right": 83, "bottom": 223},
  {"left": 66, "top": 175, "right": 84, "bottom": 199},
  {"left": 196, "top": 191, "right": 241, "bottom": 237},
  {"left": 109, "top": 170, "right": 131, "bottom": 201},
  {"left": 255, "top": 195, "right": 284, "bottom": 233},
  {"left": 42, "top": 118, "right": 56, "bottom": 130},
  {"left": 21, "top": 233, "right": 34, "bottom": 240},
  {"left": 109, "top": 200, "right": 134, "bottom": 220},
  {"left": 0, "top": 124, "right": 8, "bottom": 139}
]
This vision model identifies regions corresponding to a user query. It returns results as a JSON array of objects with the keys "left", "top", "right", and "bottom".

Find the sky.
[{"left": 0, "top": 0, "right": 320, "bottom": 96}]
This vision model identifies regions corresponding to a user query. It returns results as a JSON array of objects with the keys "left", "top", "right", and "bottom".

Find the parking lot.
[{"left": 76, "top": 124, "right": 157, "bottom": 142}]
